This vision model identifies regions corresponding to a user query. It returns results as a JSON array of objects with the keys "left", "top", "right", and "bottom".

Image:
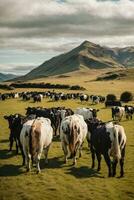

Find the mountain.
[
  {"left": 15, "top": 41, "right": 134, "bottom": 80},
  {"left": 0, "top": 73, "right": 18, "bottom": 82}
]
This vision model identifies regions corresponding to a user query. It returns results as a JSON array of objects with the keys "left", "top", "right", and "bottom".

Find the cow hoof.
[{"left": 37, "top": 170, "right": 41, "bottom": 174}]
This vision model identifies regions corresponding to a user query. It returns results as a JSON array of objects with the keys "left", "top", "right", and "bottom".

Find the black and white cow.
[
  {"left": 60, "top": 114, "right": 88, "bottom": 165},
  {"left": 125, "top": 105, "right": 134, "bottom": 120},
  {"left": 80, "top": 94, "right": 89, "bottom": 102},
  {"left": 75, "top": 107, "right": 99, "bottom": 120},
  {"left": 33, "top": 94, "right": 42, "bottom": 102},
  {"left": 111, "top": 106, "right": 125, "bottom": 121},
  {"left": 86, "top": 119, "right": 126, "bottom": 177}
]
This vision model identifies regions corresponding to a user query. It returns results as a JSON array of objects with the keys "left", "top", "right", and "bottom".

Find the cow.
[
  {"left": 60, "top": 114, "right": 88, "bottom": 165},
  {"left": 20, "top": 117, "right": 53, "bottom": 173},
  {"left": 22, "top": 93, "right": 31, "bottom": 101},
  {"left": 80, "top": 94, "right": 89, "bottom": 102},
  {"left": 111, "top": 106, "right": 125, "bottom": 121},
  {"left": 90, "top": 95, "right": 100, "bottom": 104},
  {"left": 4, "top": 114, "right": 36, "bottom": 165},
  {"left": 75, "top": 107, "right": 99, "bottom": 120},
  {"left": 33, "top": 94, "right": 41, "bottom": 102},
  {"left": 86, "top": 119, "right": 126, "bottom": 177},
  {"left": 124, "top": 105, "right": 134, "bottom": 120},
  {"left": 4, "top": 114, "right": 24, "bottom": 154}
]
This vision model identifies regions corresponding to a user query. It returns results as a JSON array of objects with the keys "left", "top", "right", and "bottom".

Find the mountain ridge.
[
  {"left": 0, "top": 73, "right": 18, "bottom": 82},
  {"left": 13, "top": 40, "right": 134, "bottom": 81}
]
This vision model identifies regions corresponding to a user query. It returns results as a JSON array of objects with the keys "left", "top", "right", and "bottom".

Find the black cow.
[
  {"left": 4, "top": 114, "right": 23, "bottom": 154},
  {"left": 86, "top": 118, "right": 126, "bottom": 177},
  {"left": 4, "top": 114, "right": 36, "bottom": 165}
]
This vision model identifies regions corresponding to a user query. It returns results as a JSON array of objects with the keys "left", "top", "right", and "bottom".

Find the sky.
[{"left": 0, "top": 0, "right": 134, "bottom": 75}]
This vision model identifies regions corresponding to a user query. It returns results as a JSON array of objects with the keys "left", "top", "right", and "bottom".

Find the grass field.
[{"left": 0, "top": 77, "right": 134, "bottom": 200}]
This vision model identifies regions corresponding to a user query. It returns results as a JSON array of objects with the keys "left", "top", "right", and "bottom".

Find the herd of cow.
[
  {"left": 3, "top": 101, "right": 134, "bottom": 177},
  {"left": 0, "top": 91, "right": 106, "bottom": 104}
]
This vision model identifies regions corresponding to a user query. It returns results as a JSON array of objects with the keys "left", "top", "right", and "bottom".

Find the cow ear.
[{"left": 4, "top": 116, "right": 8, "bottom": 119}]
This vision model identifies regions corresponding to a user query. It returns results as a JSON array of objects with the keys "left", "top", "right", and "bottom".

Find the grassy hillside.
[{"left": 0, "top": 75, "right": 134, "bottom": 200}]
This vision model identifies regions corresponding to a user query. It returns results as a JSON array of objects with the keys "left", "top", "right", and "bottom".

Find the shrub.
[
  {"left": 120, "top": 91, "right": 133, "bottom": 102},
  {"left": 106, "top": 94, "right": 117, "bottom": 101}
]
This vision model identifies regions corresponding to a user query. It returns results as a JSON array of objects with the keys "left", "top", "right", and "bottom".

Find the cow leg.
[
  {"left": 36, "top": 153, "right": 41, "bottom": 173},
  {"left": 120, "top": 147, "right": 125, "bottom": 177},
  {"left": 18, "top": 140, "right": 25, "bottom": 166},
  {"left": 9, "top": 134, "right": 14, "bottom": 151},
  {"left": 103, "top": 153, "right": 112, "bottom": 177},
  {"left": 23, "top": 147, "right": 31, "bottom": 172},
  {"left": 91, "top": 146, "right": 95, "bottom": 169},
  {"left": 112, "top": 159, "right": 118, "bottom": 177},
  {"left": 15, "top": 138, "right": 19, "bottom": 155},
  {"left": 44, "top": 145, "right": 50, "bottom": 164},
  {"left": 62, "top": 142, "right": 68, "bottom": 163},
  {"left": 27, "top": 154, "right": 31, "bottom": 172},
  {"left": 76, "top": 141, "right": 82, "bottom": 158},
  {"left": 96, "top": 152, "right": 102, "bottom": 171}
]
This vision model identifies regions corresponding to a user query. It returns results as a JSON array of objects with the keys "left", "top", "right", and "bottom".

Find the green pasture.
[{"left": 0, "top": 93, "right": 134, "bottom": 200}]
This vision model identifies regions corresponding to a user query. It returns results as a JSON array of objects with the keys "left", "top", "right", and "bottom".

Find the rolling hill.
[
  {"left": 14, "top": 41, "right": 134, "bottom": 81},
  {"left": 0, "top": 73, "right": 18, "bottom": 82}
]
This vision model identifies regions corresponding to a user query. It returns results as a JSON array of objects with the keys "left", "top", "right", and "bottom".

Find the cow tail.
[
  {"left": 113, "top": 126, "right": 121, "bottom": 161},
  {"left": 68, "top": 124, "right": 77, "bottom": 156},
  {"left": 29, "top": 120, "right": 39, "bottom": 162}
]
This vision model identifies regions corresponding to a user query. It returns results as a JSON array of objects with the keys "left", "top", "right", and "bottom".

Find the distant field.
[{"left": 0, "top": 74, "right": 134, "bottom": 200}]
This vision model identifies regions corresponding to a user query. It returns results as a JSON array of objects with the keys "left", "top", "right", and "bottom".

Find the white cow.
[
  {"left": 75, "top": 107, "right": 99, "bottom": 120},
  {"left": 60, "top": 114, "right": 88, "bottom": 165},
  {"left": 20, "top": 117, "right": 53, "bottom": 173}
]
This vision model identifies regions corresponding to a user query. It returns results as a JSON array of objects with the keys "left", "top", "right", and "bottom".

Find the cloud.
[
  {"left": 0, "top": 63, "right": 37, "bottom": 75},
  {"left": 0, "top": 1, "right": 134, "bottom": 47},
  {"left": 0, "top": 0, "right": 134, "bottom": 74}
]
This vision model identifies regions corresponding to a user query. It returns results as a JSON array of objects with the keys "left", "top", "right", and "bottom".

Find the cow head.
[
  {"left": 91, "top": 109, "right": 99, "bottom": 118},
  {"left": 85, "top": 118, "right": 102, "bottom": 134},
  {"left": 4, "top": 114, "right": 24, "bottom": 130}
]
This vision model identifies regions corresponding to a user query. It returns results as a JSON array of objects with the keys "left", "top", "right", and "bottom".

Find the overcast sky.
[{"left": 0, "top": 0, "right": 134, "bottom": 75}]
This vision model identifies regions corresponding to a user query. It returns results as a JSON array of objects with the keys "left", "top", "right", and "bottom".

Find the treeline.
[
  {"left": 0, "top": 82, "right": 85, "bottom": 91},
  {"left": 0, "top": 84, "right": 14, "bottom": 90}
]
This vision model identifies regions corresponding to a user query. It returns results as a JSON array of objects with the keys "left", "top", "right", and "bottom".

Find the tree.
[
  {"left": 120, "top": 91, "right": 133, "bottom": 102},
  {"left": 106, "top": 94, "right": 117, "bottom": 101}
]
